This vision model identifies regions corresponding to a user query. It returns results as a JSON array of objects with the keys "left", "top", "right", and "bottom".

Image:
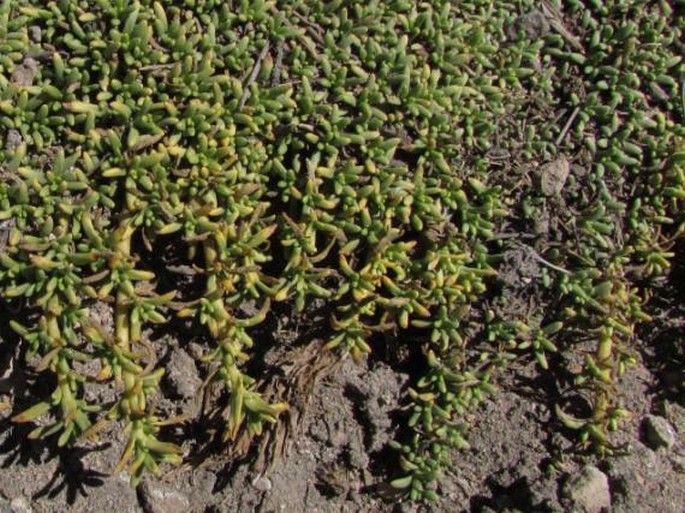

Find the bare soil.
[
  {"left": 1, "top": 142, "right": 683, "bottom": 513},
  {"left": 1, "top": 276, "right": 683, "bottom": 513}
]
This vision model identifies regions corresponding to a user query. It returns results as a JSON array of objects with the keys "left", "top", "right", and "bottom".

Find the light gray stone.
[
  {"left": 9, "top": 497, "right": 32, "bottom": 513},
  {"left": 10, "top": 59, "right": 38, "bottom": 87},
  {"left": 252, "top": 476, "right": 272, "bottom": 492},
  {"left": 28, "top": 26, "right": 41, "bottom": 42},
  {"left": 165, "top": 349, "right": 202, "bottom": 400},
  {"left": 644, "top": 415, "right": 676, "bottom": 450},
  {"left": 539, "top": 157, "right": 570, "bottom": 196},
  {"left": 562, "top": 465, "right": 611, "bottom": 513},
  {"left": 139, "top": 481, "right": 189, "bottom": 513},
  {"left": 5, "top": 130, "right": 22, "bottom": 151}
]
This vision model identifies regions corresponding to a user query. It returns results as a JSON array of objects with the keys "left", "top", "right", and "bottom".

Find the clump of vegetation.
[{"left": 0, "top": 0, "right": 682, "bottom": 503}]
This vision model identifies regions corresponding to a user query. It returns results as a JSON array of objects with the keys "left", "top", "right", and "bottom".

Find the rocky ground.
[
  {"left": 1, "top": 324, "right": 683, "bottom": 513},
  {"left": 1, "top": 232, "right": 683, "bottom": 513}
]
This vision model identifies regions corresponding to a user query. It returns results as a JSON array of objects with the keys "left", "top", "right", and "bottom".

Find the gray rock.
[
  {"left": 10, "top": 59, "right": 38, "bottom": 87},
  {"left": 508, "top": 10, "right": 550, "bottom": 40},
  {"left": 5, "top": 130, "right": 22, "bottom": 151},
  {"left": 165, "top": 349, "right": 202, "bottom": 400},
  {"left": 252, "top": 476, "right": 272, "bottom": 492},
  {"left": 643, "top": 415, "right": 676, "bottom": 450},
  {"left": 9, "top": 497, "right": 32, "bottom": 513},
  {"left": 539, "top": 157, "right": 570, "bottom": 196},
  {"left": 139, "top": 481, "right": 189, "bottom": 513},
  {"left": 562, "top": 465, "right": 611, "bottom": 513},
  {"left": 28, "top": 26, "right": 41, "bottom": 42}
]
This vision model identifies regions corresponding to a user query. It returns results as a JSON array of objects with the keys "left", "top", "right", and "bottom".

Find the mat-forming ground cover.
[{"left": 0, "top": 0, "right": 683, "bottom": 503}]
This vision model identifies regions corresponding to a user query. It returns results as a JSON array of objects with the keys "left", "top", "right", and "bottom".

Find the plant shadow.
[
  {"left": 637, "top": 240, "right": 685, "bottom": 407},
  {"left": 0, "top": 310, "right": 110, "bottom": 505},
  {"left": 0, "top": 411, "right": 111, "bottom": 505}
]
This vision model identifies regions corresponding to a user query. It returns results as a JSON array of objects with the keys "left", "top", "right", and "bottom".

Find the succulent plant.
[{"left": 0, "top": 0, "right": 682, "bottom": 502}]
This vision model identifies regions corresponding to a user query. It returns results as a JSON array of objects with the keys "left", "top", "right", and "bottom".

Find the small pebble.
[
  {"left": 5, "top": 130, "right": 22, "bottom": 151},
  {"left": 139, "top": 481, "right": 189, "bottom": 513},
  {"left": 28, "top": 26, "right": 41, "bottom": 42},
  {"left": 562, "top": 465, "right": 611, "bottom": 513},
  {"left": 643, "top": 415, "right": 676, "bottom": 450},
  {"left": 165, "top": 349, "right": 202, "bottom": 400},
  {"left": 9, "top": 497, "right": 32, "bottom": 513},
  {"left": 252, "top": 476, "right": 272, "bottom": 492}
]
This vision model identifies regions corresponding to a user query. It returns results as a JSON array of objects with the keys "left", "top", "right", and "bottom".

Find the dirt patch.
[
  {"left": 0, "top": 356, "right": 407, "bottom": 513},
  {"left": 1, "top": 336, "right": 683, "bottom": 513},
  {"left": 0, "top": 258, "right": 683, "bottom": 512}
]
